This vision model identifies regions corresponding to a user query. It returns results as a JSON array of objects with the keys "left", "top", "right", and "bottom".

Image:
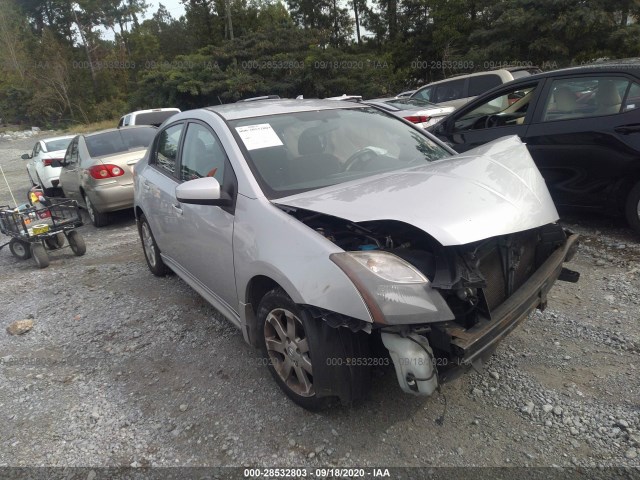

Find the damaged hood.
[{"left": 274, "top": 136, "right": 559, "bottom": 246}]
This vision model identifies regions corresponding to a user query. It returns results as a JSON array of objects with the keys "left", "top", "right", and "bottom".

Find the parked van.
[
  {"left": 411, "top": 67, "right": 541, "bottom": 109},
  {"left": 117, "top": 108, "right": 181, "bottom": 128}
]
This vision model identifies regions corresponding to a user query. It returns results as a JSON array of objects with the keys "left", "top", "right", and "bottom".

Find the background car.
[
  {"left": 59, "top": 126, "right": 156, "bottom": 227},
  {"left": 394, "top": 90, "right": 416, "bottom": 98},
  {"left": 411, "top": 67, "right": 541, "bottom": 109},
  {"left": 428, "top": 61, "right": 640, "bottom": 234},
  {"left": 22, "top": 135, "right": 74, "bottom": 196},
  {"left": 134, "top": 99, "right": 577, "bottom": 410},
  {"left": 117, "top": 108, "right": 180, "bottom": 128},
  {"left": 364, "top": 97, "right": 455, "bottom": 128}
]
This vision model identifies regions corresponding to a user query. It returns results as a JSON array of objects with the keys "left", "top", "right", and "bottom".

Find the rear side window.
[
  {"left": 153, "top": 124, "right": 183, "bottom": 175},
  {"left": 412, "top": 87, "right": 433, "bottom": 102},
  {"left": 542, "top": 77, "right": 630, "bottom": 122},
  {"left": 432, "top": 79, "right": 466, "bottom": 103},
  {"left": 623, "top": 83, "right": 640, "bottom": 112},
  {"left": 468, "top": 74, "right": 502, "bottom": 96}
]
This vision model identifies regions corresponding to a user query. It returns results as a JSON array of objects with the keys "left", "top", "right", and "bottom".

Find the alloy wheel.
[
  {"left": 264, "top": 308, "right": 314, "bottom": 397},
  {"left": 141, "top": 222, "right": 157, "bottom": 267},
  {"left": 84, "top": 195, "right": 95, "bottom": 223}
]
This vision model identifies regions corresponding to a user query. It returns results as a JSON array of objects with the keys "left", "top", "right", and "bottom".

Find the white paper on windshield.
[{"left": 236, "top": 124, "right": 283, "bottom": 150}]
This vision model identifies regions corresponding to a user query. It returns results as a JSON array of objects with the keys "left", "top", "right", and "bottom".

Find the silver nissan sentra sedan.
[{"left": 133, "top": 99, "right": 579, "bottom": 410}]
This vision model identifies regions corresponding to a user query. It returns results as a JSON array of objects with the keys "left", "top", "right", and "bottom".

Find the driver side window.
[
  {"left": 454, "top": 83, "right": 538, "bottom": 132},
  {"left": 33, "top": 143, "right": 40, "bottom": 158},
  {"left": 179, "top": 123, "right": 227, "bottom": 184}
]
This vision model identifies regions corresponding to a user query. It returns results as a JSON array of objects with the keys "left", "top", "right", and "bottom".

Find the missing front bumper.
[{"left": 440, "top": 232, "right": 580, "bottom": 364}]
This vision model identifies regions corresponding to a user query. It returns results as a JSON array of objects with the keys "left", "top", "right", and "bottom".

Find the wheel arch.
[{"left": 242, "top": 274, "right": 290, "bottom": 348}]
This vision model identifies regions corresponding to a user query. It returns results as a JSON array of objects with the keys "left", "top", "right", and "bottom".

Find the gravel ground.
[{"left": 0, "top": 133, "right": 639, "bottom": 471}]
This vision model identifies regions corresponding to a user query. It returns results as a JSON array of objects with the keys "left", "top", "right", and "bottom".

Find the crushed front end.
[{"left": 285, "top": 207, "right": 580, "bottom": 395}]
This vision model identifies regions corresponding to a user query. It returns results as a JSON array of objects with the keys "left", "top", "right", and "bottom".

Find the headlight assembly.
[{"left": 330, "top": 251, "right": 453, "bottom": 325}]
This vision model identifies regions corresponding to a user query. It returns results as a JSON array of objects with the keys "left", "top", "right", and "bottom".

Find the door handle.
[
  {"left": 172, "top": 204, "right": 183, "bottom": 215},
  {"left": 142, "top": 180, "right": 151, "bottom": 191},
  {"left": 615, "top": 124, "right": 640, "bottom": 134}
]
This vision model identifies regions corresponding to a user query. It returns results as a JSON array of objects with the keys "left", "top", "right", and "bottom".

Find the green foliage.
[{"left": 1, "top": 0, "right": 640, "bottom": 126}]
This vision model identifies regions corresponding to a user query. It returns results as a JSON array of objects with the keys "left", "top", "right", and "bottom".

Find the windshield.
[
  {"left": 86, "top": 127, "right": 156, "bottom": 158},
  {"left": 230, "top": 107, "right": 450, "bottom": 199},
  {"left": 45, "top": 138, "right": 72, "bottom": 152}
]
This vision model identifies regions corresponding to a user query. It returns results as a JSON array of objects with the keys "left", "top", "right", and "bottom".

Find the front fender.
[{"left": 233, "top": 195, "right": 373, "bottom": 323}]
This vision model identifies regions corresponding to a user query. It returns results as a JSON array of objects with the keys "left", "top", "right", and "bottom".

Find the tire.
[
  {"left": 625, "top": 182, "right": 640, "bottom": 235},
  {"left": 9, "top": 239, "right": 31, "bottom": 260},
  {"left": 67, "top": 230, "right": 86, "bottom": 256},
  {"left": 26, "top": 168, "right": 36, "bottom": 187},
  {"left": 138, "top": 214, "right": 167, "bottom": 276},
  {"left": 36, "top": 173, "right": 55, "bottom": 197},
  {"left": 44, "top": 233, "right": 65, "bottom": 250},
  {"left": 31, "top": 243, "right": 50, "bottom": 268},
  {"left": 84, "top": 193, "right": 109, "bottom": 228},
  {"left": 257, "top": 288, "right": 371, "bottom": 410}
]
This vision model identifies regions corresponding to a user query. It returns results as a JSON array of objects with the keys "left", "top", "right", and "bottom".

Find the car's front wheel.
[
  {"left": 626, "top": 182, "right": 640, "bottom": 235},
  {"left": 84, "top": 193, "right": 109, "bottom": 228},
  {"left": 257, "top": 288, "right": 371, "bottom": 410}
]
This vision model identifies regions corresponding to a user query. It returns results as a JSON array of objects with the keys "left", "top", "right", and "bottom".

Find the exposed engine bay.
[{"left": 280, "top": 205, "right": 579, "bottom": 394}]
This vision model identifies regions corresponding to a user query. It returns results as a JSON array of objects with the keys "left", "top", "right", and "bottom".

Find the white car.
[
  {"left": 117, "top": 108, "right": 181, "bottom": 128},
  {"left": 22, "top": 135, "right": 75, "bottom": 195}
]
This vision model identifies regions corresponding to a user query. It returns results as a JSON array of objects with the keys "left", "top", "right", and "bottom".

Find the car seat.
[
  {"left": 595, "top": 81, "right": 621, "bottom": 115},
  {"left": 291, "top": 132, "right": 341, "bottom": 184}
]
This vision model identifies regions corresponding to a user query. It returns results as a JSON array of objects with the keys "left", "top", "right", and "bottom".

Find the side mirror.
[
  {"left": 51, "top": 160, "right": 62, "bottom": 168},
  {"left": 21, "top": 153, "right": 31, "bottom": 160},
  {"left": 175, "top": 177, "right": 231, "bottom": 206}
]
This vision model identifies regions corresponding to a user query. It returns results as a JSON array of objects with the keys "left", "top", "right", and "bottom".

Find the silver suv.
[
  {"left": 133, "top": 99, "right": 577, "bottom": 409},
  {"left": 411, "top": 67, "right": 541, "bottom": 109}
]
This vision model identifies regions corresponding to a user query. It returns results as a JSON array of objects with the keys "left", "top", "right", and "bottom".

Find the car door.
[
  {"left": 139, "top": 122, "right": 185, "bottom": 259},
  {"left": 172, "top": 121, "right": 238, "bottom": 309},
  {"left": 59, "top": 138, "right": 81, "bottom": 200},
  {"left": 525, "top": 74, "right": 640, "bottom": 210},
  {"left": 432, "top": 80, "right": 543, "bottom": 152}
]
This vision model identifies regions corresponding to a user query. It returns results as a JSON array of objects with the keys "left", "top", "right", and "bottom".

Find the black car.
[{"left": 429, "top": 61, "right": 640, "bottom": 233}]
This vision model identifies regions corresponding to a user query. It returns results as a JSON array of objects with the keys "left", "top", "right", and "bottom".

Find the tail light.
[
  {"left": 43, "top": 158, "right": 62, "bottom": 167},
  {"left": 88, "top": 164, "right": 125, "bottom": 179},
  {"left": 404, "top": 115, "right": 431, "bottom": 124}
]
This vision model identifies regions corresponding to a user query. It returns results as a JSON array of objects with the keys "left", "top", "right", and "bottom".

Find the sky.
[{"left": 145, "top": 0, "right": 186, "bottom": 20}]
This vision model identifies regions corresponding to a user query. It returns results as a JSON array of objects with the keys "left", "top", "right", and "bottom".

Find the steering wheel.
[
  {"left": 484, "top": 114, "right": 502, "bottom": 129},
  {"left": 343, "top": 147, "right": 379, "bottom": 172}
]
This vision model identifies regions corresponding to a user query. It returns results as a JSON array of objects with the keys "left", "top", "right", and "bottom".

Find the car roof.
[
  {"left": 414, "top": 68, "right": 524, "bottom": 90},
  {"left": 496, "top": 60, "right": 640, "bottom": 85},
  {"left": 126, "top": 108, "right": 181, "bottom": 116},
  {"left": 83, "top": 125, "right": 157, "bottom": 138},
  {"left": 204, "top": 99, "right": 366, "bottom": 121},
  {"left": 40, "top": 135, "right": 75, "bottom": 143}
]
